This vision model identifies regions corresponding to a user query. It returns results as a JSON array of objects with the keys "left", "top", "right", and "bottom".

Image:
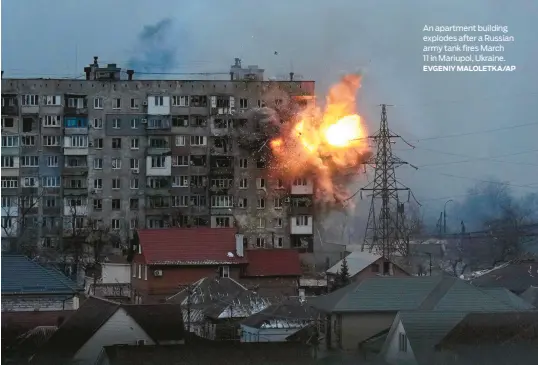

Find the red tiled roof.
[
  {"left": 244, "top": 249, "right": 302, "bottom": 277},
  {"left": 137, "top": 228, "right": 247, "bottom": 265}
]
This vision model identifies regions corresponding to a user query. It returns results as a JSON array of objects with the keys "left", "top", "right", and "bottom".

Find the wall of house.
[
  {"left": 102, "top": 263, "right": 131, "bottom": 284},
  {"left": 1, "top": 295, "right": 79, "bottom": 312},
  {"left": 240, "top": 324, "right": 303, "bottom": 343},
  {"left": 74, "top": 307, "right": 155, "bottom": 365},
  {"left": 331, "top": 312, "right": 397, "bottom": 350},
  {"left": 240, "top": 276, "right": 299, "bottom": 297},
  {"left": 131, "top": 263, "right": 243, "bottom": 302},
  {"left": 384, "top": 320, "right": 416, "bottom": 365},
  {"left": 352, "top": 259, "right": 410, "bottom": 283}
]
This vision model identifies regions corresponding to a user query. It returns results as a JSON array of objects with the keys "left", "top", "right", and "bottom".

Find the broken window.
[
  {"left": 211, "top": 157, "right": 233, "bottom": 168},
  {"left": 130, "top": 198, "right": 139, "bottom": 210},
  {"left": 216, "top": 97, "right": 230, "bottom": 108},
  {"left": 213, "top": 119, "right": 230, "bottom": 129},
  {"left": 190, "top": 95, "right": 208, "bottom": 107},
  {"left": 191, "top": 116, "right": 206, "bottom": 127},
  {"left": 172, "top": 116, "right": 189, "bottom": 127},
  {"left": 149, "top": 138, "right": 169, "bottom": 149},
  {"left": 256, "top": 159, "right": 266, "bottom": 168},
  {"left": 2, "top": 118, "right": 14, "bottom": 128},
  {"left": 213, "top": 138, "right": 231, "bottom": 153},
  {"left": 190, "top": 155, "right": 207, "bottom": 167}
]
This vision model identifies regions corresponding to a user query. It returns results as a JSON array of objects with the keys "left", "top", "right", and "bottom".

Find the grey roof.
[
  {"left": 309, "top": 276, "right": 529, "bottom": 313},
  {"left": 470, "top": 256, "right": 538, "bottom": 293},
  {"left": 241, "top": 298, "right": 319, "bottom": 329},
  {"left": 481, "top": 287, "right": 535, "bottom": 309},
  {"left": 520, "top": 286, "right": 538, "bottom": 307},
  {"left": 1, "top": 255, "right": 79, "bottom": 295},
  {"left": 326, "top": 251, "right": 381, "bottom": 277},
  {"left": 381, "top": 311, "right": 467, "bottom": 365}
]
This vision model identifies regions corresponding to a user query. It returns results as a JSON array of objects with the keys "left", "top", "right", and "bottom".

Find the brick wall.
[{"left": 1, "top": 295, "right": 79, "bottom": 312}]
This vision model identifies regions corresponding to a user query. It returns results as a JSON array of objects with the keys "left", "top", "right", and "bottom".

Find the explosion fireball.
[{"left": 269, "top": 74, "right": 370, "bottom": 204}]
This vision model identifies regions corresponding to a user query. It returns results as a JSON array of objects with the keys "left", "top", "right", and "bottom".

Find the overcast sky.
[{"left": 2, "top": 0, "right": 538, "bottom": 228}]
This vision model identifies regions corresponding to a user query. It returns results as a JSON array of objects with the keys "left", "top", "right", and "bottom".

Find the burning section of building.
[{"left": 237, "top": 74, "right": 371, "bottom": 207}]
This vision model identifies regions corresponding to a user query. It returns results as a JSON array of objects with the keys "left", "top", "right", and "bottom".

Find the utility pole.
[
  {"left": 361, "top": 104, "right": 416, "bottom": 259},
  {"left": 443, "top": 199, "right": 453, "bottom": 235}
]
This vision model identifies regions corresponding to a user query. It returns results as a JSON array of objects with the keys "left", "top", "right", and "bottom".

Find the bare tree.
[{"left": 1, "top": 189, "right": 46, "bottom": 256}]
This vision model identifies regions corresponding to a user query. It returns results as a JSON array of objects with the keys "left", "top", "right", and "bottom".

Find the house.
[
  {"left": 326, "top": 251, "right": 409, "bottom": 285},
  {"left": 132, "top": 228, "right": 248, "bottom": 303},
  {"left": 32, "top": 296, "right": 185, "bottom": 365},
  {"left": 470, "top": 256, "right": 538, "bottom": 294},
  {"left": 85, "top": 254, "right": 132, "bottom": 303},
  {"left": 309, "top": 275, "right": 534, "bottom": 351},
  {"left": 167, "top": 277, "right": 270, "bottom": 340},
  {"left": 520, "top": 286, "right": 538, "bottom": 307},
  {"left": 241, "top": 249, "right": 302, "bottom": 297},
  {"left": 240, "top": 298, "right": 319, "bottom": 342},
  {"left": 435, "top": 311, "right": 538, "bottom": 364},
  {"left": 97, "top": 341, "right": 318, "bottom": 365},
  {"left": 1, "top": 255, "right": 82, "bottom": 312}
]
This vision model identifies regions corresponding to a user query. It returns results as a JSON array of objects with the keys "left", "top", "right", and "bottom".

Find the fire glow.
[{"left": 269, "top": 74, "right": 370, "bottom": 203}]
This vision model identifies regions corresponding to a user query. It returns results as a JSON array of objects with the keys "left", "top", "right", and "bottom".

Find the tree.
[{"left": 331, "top": 257, "right": 351, "bottom": 292}]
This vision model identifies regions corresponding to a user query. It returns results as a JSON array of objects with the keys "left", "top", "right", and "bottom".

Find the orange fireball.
[{"left": 269, "top": 74, "right": 369, "bottom": 203}]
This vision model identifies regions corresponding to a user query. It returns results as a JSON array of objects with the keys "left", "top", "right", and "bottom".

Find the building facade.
[{"left": 1, "top": 57, "right": 316, "bottom": 255}]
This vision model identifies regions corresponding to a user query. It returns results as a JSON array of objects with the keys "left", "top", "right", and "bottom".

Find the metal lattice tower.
[{"left": 361, "top": 104, "right": 411, "bottom": 259}]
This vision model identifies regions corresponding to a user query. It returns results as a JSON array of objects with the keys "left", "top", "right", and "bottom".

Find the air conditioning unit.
[
  {"left": 142, "top": 101, "right": 148, "bottom": 106},
  {"left": 132, "top": 168, "right": 139, "bottom": 174},
  {"left": 141, "top": 119, "right": 147, "bottom": 124},
  {"left": 153, "top": 270, "right": 163, "bottom": 277}
]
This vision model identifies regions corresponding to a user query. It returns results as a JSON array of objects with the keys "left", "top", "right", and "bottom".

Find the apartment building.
[{"left": 1, "top": 57, "right": 316, "bottom": 255}]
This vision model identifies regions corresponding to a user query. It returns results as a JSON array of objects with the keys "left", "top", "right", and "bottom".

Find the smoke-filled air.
[{"left": 262, "top": 74, "right": 372, "bottom": 205}]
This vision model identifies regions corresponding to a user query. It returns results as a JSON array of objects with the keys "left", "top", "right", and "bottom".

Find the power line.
[{"left": 412, "top": 121, "right": 538, "bottom": 142}]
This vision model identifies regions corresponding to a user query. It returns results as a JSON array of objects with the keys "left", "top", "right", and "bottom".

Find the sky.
[{"left": 2, "top": 0, "right": 538, "bottom": 233}]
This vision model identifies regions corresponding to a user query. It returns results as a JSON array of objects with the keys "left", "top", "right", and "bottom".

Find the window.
[
  {"left": 22, "top": 177, "right": 38, "bottom": 187},
  {"left": 296, "top": 216, "right": 310, "bottom": 226},
  {"left": 1, "top": 156, "right": 15, "bottom": 168},
  {"left": 257, "top": 218, "right": 266, "bottom": 228},
  {"left": 276, "top": 179, "right": 284, "bottom": 189},
  {"left": 93, "top": 118, "right": 103, "bottom": 129},
  {"left": 215, "top": 217, "right": 231, "bottom": 227},
  {"left": 274, "top": 198, "right": 283, "bottom": 209},
  {"left": 112, "top": 138, "right": 122, "bottom": 149},
  {"left": 293, "top": 178, "right": 308, "bottom": 186},
  {"left": 276, "top": 237, "right": 284, "bottom": 248},
  {"left": 398, "top": 333, "right": 407, "bottom": 352},
  {"left": 130, "top": 159, "right": 140, "bottom": 170},
  {"left": 129, "top": 138, "right": 139, "bottom": 150},
  {"left": 2, "top": 136, "right": 19, "bottom": 147},
  {"left": 67, "top": 97, "right": 85, "bottom": 108},
  {"left": 94, "top": 138, "right": 103, "bottom": 149},
  {"left": 93, "top": 199, "right": 102, "bottom": 210},
  {"left": 256, "top": 178, "right": 266, "bottom": 189},
  {"left": 44, "top": 95, "right": 61, "bottom": 105},
  {"left": 172, "top": 95, "right": 189, "bottom": 106},
  {"left": 130, "top": 98, "right": 139, "bottom": 109},
  {"left": 21, "top": 136, "right": 36, "bottom": 146},
  {"left": 154, "top": 96, "right": 164, "bottom": 106},
  {"left": 69, "top": 136, "right": 88, "bottom": 147},
  {"left": 20, "top": 156, "right": 39, "bottom": 167},
  {"left": 237, "top": 198, "right": 247, "bottom": 208},
  {"left": 111, "top": 219, "right": 120, "bottom": 230},
  {"left": 42, "top": 176, "right": 60, "bottom": 187},
  {"left": 256, "top": 159, "right": 266, "bottom": 168},
  {"left": 1, "top": 177, "right": 18, "bottom": 188},
  {"left": 42, "top": 115, "right": 61, "bottom": 127},
  {"left": 46, "top": 156, "right": 59, "bottom": 167},
  {"left": 131, "top": 118, "right": 139, "bottom": 129},
  {"left": 112, "top": 118, "right": 121, "bottom": 129},
  {"left": 130, "top": 219, "right": 138, "bottom": 229},
  {"left": 130, "top": 198, "right": 139, "bottom": 210},
  {"left": 2, "top": 117, "right": 14, "bottom": 128},
  {"left": 172, "top": 196, "right": 188, "bottom": 207},
  {"left": 113, "top": 98, "right": 121, "bottom": 109},
  {"left": 219, "top": 266, "right": 230, "bottom": 278},
  {"left": 93, "top": 158, "right": 103, "bottom": 169},
  {"left": 172, "top": 176, "right": 188, "bottom": 187},
  {"left": 172, "top": 116, "right": 189, "bottom": 127},
  {"left": 257, "top": 100, "right": 266, "bottom": 108},
  {"left": 112, "top": 158, "right": 121, "bottom": 169},
  {"left": 22, "top": 95, "right": 39, "bottom": 106},
  {"left": 44, "top": 197, "right": 57, "bottom": 207},
  {"left": 371, "top": 263, "right": 380, "bottom": 273},
  {"left": 172, "top": 155, "right": 188, "bottom": 166},
  {"left": 94, "top": 178, "right": 103, "bottom": 189},
  {"left": 239, "top": 179, "right": 248, "bottom": 189},
  {"left": 151, "top": 156, "right": 166, "bottom": 168},
  {"left": 239, "top": 98, "right": 248, "bottom": 109},
  {"left": 256, "top": 237, "right": 266, "bottom": 248},
  {"left": 274, "top": 218, "right": 283, "bottom": 228},
  {"left": 190, "top": 136, "right": 206, "bottom": 146},
  {"left": 257, "top": 198, "right": 265, "bottom": 209},
  {"left": 43, "top": 136, "right": 61, "bottom": 147},
  {"left": 112, "top": 179, "right": 121, "bottom": 189},
  {"left": 130, "top": 178, "right": 139, "bottom": 189},
  {"left": 112, "top": 199, "right": 121, "bottom": 210},
  {"left": 1, "top": 217, "right": 14, "bottom": 229},
  {"left": 94, "top": 97, "right": 103, "bottom": 109},
  {"left": 175, "top": 135, "right": 186, "bottom": 146},
  {"left": 210, "top": 195, "right": 233, "bottom": 208}
]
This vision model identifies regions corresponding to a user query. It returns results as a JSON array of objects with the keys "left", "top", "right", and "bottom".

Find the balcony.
[
  {"left": 64, "top": 106, "right": 88, "bottom": 116},
  {"left": 1, "top": 105, "right": 19, "bottom": 116},
  {"left": 64, "top": 157, "right": 88, "bottom": 175},
  {"left": 64, "top": 96, "right": 88, "bottom": 116}
]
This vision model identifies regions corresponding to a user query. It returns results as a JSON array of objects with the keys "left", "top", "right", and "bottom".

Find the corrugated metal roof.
[
  {"left": 1, "top": 255, "right": 79, "bottom": 295},
  {"left": 326, "top": 251, "right": 381, "bottom": 277},
  {"left": 244, "top": 249, "right": 302, "bottom": 277}
]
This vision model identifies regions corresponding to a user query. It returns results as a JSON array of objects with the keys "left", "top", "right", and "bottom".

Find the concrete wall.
[
  {"left": 102, "top": 263, "right": 131, "bottom": 284},
  {"left": 1, "top": 295, "right": 79, "bottom": 311}
]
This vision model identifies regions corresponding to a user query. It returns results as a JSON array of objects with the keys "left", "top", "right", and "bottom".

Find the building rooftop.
[{"left": 244, "top": 249, "right": 302, "bottom": 277}]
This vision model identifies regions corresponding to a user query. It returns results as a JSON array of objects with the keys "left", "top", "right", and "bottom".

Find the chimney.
[
  {"left": 93, "top": 56, "right": 99, "bottom": 66},
  {"left": 230, "top": 72, "right": 234, "bottom": 81},
  {"left": 235, "top": 233, "right": 244, "bottom": 257},
  {"left": 84, "top": 67, "right": 91, "bottom": 80},
  {"left": 126, "top": 70, "right": 134, "bottom": 80},
  {"left": 289, "top": 72, "right": 295, "bottom": 81}
]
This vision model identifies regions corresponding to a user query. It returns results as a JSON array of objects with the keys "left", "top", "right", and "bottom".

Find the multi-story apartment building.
[{"left": 1, "top": 57, "right": 317, "bottom": 257}]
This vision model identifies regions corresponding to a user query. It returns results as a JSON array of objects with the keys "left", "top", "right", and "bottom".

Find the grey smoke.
[{"left": 127, "top": 18, "right": 177, "bottom": 74}]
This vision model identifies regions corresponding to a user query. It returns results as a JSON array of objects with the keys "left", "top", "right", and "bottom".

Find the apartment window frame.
[
  {"left": 42, "top": 115, "right": 61, "bottom": 127},
  {"left": 219, "top": 265, "right": 230, "bottom": 278},
  {"left": 151, "top": 156, "right": 166, "bottom": 168},
  {"left": 21, "top": 136, "right": 36, "bottom": 146},
  {"left": 130, "top": 138, "right": 139, "bottom": 150},
  {"left": 1, "top": 156, "right": 15, "bottom": 168},
  {"left": 111, "top": 219, "right": 121, "bottom": 230},
  {"left": 257, "top": 217, "right": 266, "bottom": 228},
  {"left": 20, "top": 156, "right": 39, "bottom": 167},
  {"left": 172, "top": 176, "right": 189, "bottom": 188},
  {"left": 256, "top": 178, "right": 266, "bottom": 189},
  {"left": 274, "top": 198, "right": 283, "bottom": 209},
  {"left": 296, "top": 215, "right": 310, "bottom": 226},
  {"left": 130, "top": 158, "right": 140, "bottom": 170},
  {"left": 42, "top": 176, "right": 61, "bottom": 188},
  {"left": 130, "top": 178, "right": 139, "bottom": 190},
  {"left": 112, "top": 179, "right": 121, "bottom": 190},
  {"left": 112, "top": 158, "right": 122, "bottom": 170},
  {"left": 112, "top": 138, "right": 122, "bottom": 149},
  {"left": 93, "top": 118, "right": 103, "bottom": 129},
  {"left": 131, "top": 118, "right": 139, "bottom": 129},
  {"left": 172, "top": 95, "right": 189, "bottom": 107},
  {"left": 398, "top": 333, "right": 408, "bottom": 352},
  {"left": 93, "top": 97, "right": 103, "bottom": 109},
  {"left": 190, "top": 135, "right": 206, "bottom": 146},
  {"left": 130, "top": 98, "right": 139, "bottom": 109},
  {"left": 94, "top": 138, "right": 103, "bottom": 149},
  {"left": 175, "top": 135, "right": 186, "bottom": 146},
  {"left": 2, "top": 136, "right": 19, "bottom": 147},
  {"left": 22, "top": 94, "right": 39, "bottom": 106},
  {"left": 94, "top": 178, "right": 103, "bottom": 190},
  {"left": 257, "top": 198, "right": 266, "bottom": 209},
  {"left": 239, "top": 158, "right": 248, "bottom": 168},
  {"left": 172, "top": 155, "right": 188, "bottom": 167},
  {"left": 239, "top": 178, "right": 248, "bottom": 189},
  {"left": 113, "top": 98, "right": 121, "bottom": 109},
  {"left": 154, "top": 96, "right": 164, "bottom": 106},
  {"left": 112, "top": 118, "right": 121, "bottom": 129},
  {"left": 256, "top": 237, "right": 266, "bottom": 248}
]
